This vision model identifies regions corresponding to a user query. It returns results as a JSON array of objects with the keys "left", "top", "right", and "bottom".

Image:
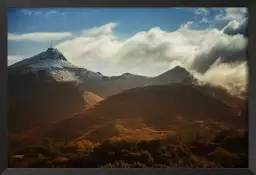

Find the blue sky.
[
  {"left": 8, "top": 8, "right": 248, "bottom": 76},
  {"left": 8, "top": 8, "right": 217, "bottom": 33}
]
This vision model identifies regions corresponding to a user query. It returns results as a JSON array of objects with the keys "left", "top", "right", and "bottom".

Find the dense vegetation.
[{"left": 9, "top": 129, "right": 247, "bottom": 168}]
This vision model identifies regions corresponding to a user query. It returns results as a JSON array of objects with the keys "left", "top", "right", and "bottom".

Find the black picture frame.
[{"left": 1, "top": 1, "right": 255, "bottom": 175}]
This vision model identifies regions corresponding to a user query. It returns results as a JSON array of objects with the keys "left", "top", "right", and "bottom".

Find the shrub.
[
  {"left": 152, "top": 164, "right": 170, "bottom": 168},
  {"left": 190, "top": 142, "right": 219, "bottom": 156},
  {"left": 207, "top": 148, "right": 240, "bottom": 167},
  {"left": 130, "top": 161, "right": 147, "bottom": 168},
  {"left": 27, "top": 156, "right": 53, "bottom": 168},
  {"left": 59, "top": 140, "right": 96, "bottom": 154},
  {"left": 214, "top": 129, "right": 241, "bottom": 143},
  {"left": 219, "top": 135, "right": 247, "bottom": 154},
  {"left": 10, "top": 127, "right": 248, "bottom": 168},
  {"left": 101, "top": 160, "right": 130, "bottom": 168},
  {"left": 123, "top": 150, "right": 154, "bottom": 165}
]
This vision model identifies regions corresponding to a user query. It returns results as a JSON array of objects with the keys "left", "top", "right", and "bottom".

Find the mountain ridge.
[
  {"left": 23, "top": 83, "right": 246, "bottom": 142},
  {"left": 8, "top": 48, "right": 246, "bottom": 134},
  {"left": 8, "top": 48, "right": 150, "bottom": 133}
]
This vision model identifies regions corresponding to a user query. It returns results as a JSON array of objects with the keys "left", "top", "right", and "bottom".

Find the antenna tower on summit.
[{"left": 50, "top": 40, "right": 53, "bottom": 48}]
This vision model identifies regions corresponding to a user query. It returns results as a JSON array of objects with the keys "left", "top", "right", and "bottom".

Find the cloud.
[
  {"left": 20, "top": 9, "right": 38, "bottom": 16},
  {"left": 8, "top": 32, "right": 73, "bottom": 42},
  {"left": 8, "top": 20, "right": 247, "bottom": 95},
  {"left": 20, "top": 9, "right": 45, "bottom": 16},
  {"left": 114, "top": 25, "right": 247, "bottom": 74},
  {"left": 45, "top": 10, "right": 58, "bottom": 18},
  {"left": 183, "top": 21, "right": 194, "bottom": 28},
  {"left": 216, "top": 8, "right": 247, "bottom": 22},
  {"left": 8, "top": 55, "right": 24, "bottom": 66},
  {"left": 199, "top": 17, "right": 209, "bottom": 24},
  {"left": 194, "top": 8, "right": 210, "bottom": 16},
  {"left": 56, "top": 22, "right": 247, "bottom": 76},
  {"left": 83, "top": 22, "right": 119, "bottom": 37},
  {"left": 214, "top": 8, "right": 248, "bottom": 36},
  {"left": 182, "top": 8, "right": 247, "bottom": 37},
  {"left": 181, "top": 8, "right": 247, "bottom": 34},
  {"left": 56, "top": 22, "right": 248, "bottom": 94},
  {"left": 20, "top": 9, "right": 64, "bottom": 18},
  {"left": 222, "top": 18, "right": 247, "bottom": 36},
  {"left": 190, "top": 32, "right": 247, "bottom": 72},
  {"left": 194, "top": 59, "right": 247, "bottom": 96},
  {"left": 192, "top": 8, "right": 211, "bottom": 25}
]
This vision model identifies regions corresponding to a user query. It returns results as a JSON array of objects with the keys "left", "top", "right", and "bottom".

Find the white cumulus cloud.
[
  {"left": 55, "top": 22, "right": 248, "bottom": 95},
  {"left": 56, "top": 22, "right": 247, "bottom": 73},
  {"left": 8, "top": 32, "right": 73, "bottom": 42},
  {"left": 216, "top": 8, "right": 247, "bottom": 22},
  {"left": 215, "top": 8, "right": 248, "bottom": 36},
  {"left": 9, "top": 20, "right": 247, "bottom": 95},
  {"left": 194, "top": 59, "right": 247, "bottom": 96},
  {"left": 83, "top": 22, "right": 119, "bottom": 37},
  {"left": 222, "top": 18, "right": 247, "bottom": 36}
]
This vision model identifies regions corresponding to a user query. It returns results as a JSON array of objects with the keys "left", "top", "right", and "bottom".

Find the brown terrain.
[
  {"left": 8, "top": 49, "right": 248, "bottom": 168},
  {"left": 9, "top": 83, "right": 247, "bottom": 168},
  {"left": 22, "top": 83, "right": 246, "bottom": 141}
]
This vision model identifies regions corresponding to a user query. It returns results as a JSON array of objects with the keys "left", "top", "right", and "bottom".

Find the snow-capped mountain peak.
[
  {"left": 8, "top": 48, "right": 105, "bottom": 83},
  {"left": 41, "top": 47, "right": 67, "bottom": 61},
  {"left": 9, "top": 47, "right": 75, "bottom": 70}
]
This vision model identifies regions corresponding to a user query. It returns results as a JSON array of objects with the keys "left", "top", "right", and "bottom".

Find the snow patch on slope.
[
  {"left": 49, "top": 70, "right": 81, "bottom": 82},
  {"left": 27, "top": 59, "right": 78, "bottom": 72}
]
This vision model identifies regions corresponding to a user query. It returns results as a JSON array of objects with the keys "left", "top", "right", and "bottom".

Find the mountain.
[
  {"left": 8, "top": 47, "right": 105, "bottom": 83},
  {"left": 8, "top": 48, "right": 151, "bottom": 133},
  {"left": 76, "top": 72, "right": 151, "bottom": 98},
  {"left": 9, "top": 48, "right": 245, "bottom": 135},
  {"left": 8, "top": 48, "right": 103, "bottom": 133},
  {"left": 9, "top": 47, "right": 152, "bottom": 98},
  {"left": 24, "top": 84, "right": 246, "bottom": 142},
  {"left": 145, "top": 66, "right": 195, "bottom": 86},
  {"left": 8, "top": 48, "right": 248, "bottom": 169}
]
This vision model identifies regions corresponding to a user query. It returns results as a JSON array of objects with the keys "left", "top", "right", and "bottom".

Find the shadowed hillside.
[
  {"left": 24, "top": 83, "right": 246, "bottom": 142},
  {"left": 78, "top": 74, "right": 151, "bottom": 98},
  {"left": 146, "top": 66, "right": 195, "bottom": 86},
  {"left": 8, "top": 78, "right": 86, "bottom": 133}
]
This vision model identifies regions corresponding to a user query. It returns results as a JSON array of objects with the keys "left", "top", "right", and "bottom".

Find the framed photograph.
[{"left": 0, "top": 0, "right": 255, "bottom": 175}]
